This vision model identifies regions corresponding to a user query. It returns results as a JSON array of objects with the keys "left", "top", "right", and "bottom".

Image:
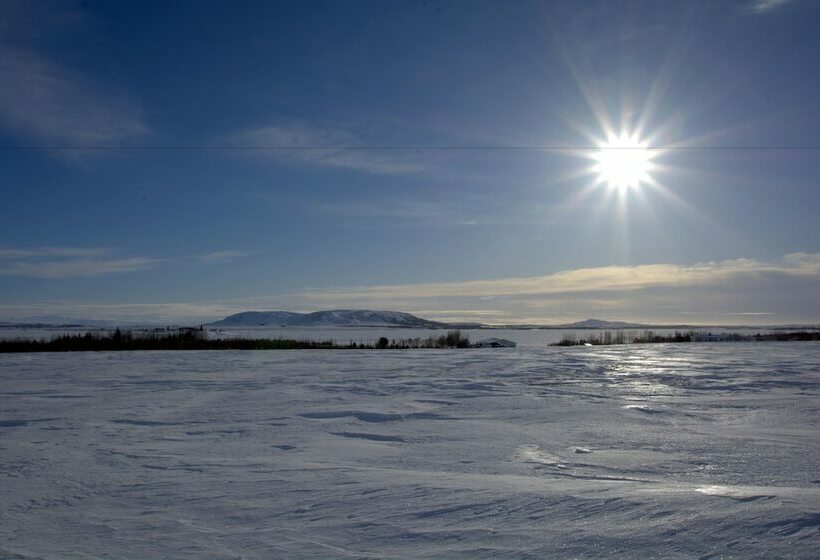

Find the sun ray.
[{"left": 538, "top": 6, "right": 781, "bottom": 266}]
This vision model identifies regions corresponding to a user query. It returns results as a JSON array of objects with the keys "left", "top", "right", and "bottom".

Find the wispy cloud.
[
  {"left": 0, "top": 258, "right": 157, "bottom": 279},
  {"left": 289, "top": 255, "right": 820, "bottom": 300},
  {"left": 258, "top": 190, "right": 545, "bottom": 229},
  {"left": 236, "top": 253, "right": 820, "bottom": 325},
  {"left": 0, "top": 301, "right": 239, "bottom": 325},
  {"left": 0, "top": 247, "right": 250, "bottom": 278},
  {"left": 0, "top": 247, "right": 157, "bottom": 278},
  {"left": 0, "top": 246, "right": 110, "bottom": 259},
  {"left": 293, "top": 196, "right": 482, "bottom": 227},
  {"left": 230, "top": 123, "right": 427, "bottom": 175},
  {"left": 0, "top": 47, "right": 147, "bottom": 146},
  {"left": 3, "top": 254, "right": 819, "bottom": 325},
  {"left": 198, "top": 250, "right": 249, "bottom": 263},
  {"left": 747, "top": 0, "right": 798, "bottom": 14},
  {"left": 0, "top": 2, "right": 147, "bottom": 147}
]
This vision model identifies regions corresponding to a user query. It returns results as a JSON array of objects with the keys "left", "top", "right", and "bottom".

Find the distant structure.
[
  {"left": 473, "top": 338, "right": 517, "bottom": 348},
  {"left": 692, "top": 332, "right": 735, "bottom": 342}
]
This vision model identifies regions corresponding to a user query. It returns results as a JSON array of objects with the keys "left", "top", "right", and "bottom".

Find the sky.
[{"left": 1, "top": 0, "right": 819, "bottom": 325}]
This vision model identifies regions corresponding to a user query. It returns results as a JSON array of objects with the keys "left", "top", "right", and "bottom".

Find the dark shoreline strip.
[
  {"left": 550, "top": 329, "right": 820, "bottom": 346},
  {"left": 0, "top": 329, "right": 472, "bottom": 353}
]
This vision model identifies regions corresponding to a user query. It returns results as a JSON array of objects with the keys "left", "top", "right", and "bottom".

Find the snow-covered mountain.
[
  {"left": 294, "top": 310, "right": 445, "bottom": 327},
  {"left": 210, "top": 312, "right": 652, "bottom": 329},
  {"left": 208, "top": 311, "right": 303, "bottom": 327},
  {"left": 209, "top": 310, "right": 446, "bottom": 328}
]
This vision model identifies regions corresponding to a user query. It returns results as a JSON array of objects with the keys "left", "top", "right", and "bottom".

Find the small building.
[
  {"left": 473, "top": 338, "right": 517, "bottom": 348},
  {"left": 692, "top": 332, "right": 737, "bottom": 342}
]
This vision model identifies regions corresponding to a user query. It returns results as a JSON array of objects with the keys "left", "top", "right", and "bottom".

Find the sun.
[{"left": 594, "top": 133, "right": 654, "bottom": 190}]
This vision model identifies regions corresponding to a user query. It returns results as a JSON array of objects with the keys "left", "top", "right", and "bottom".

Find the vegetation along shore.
[
  {"left": 551, "top": 329, "right": 820, "bottom": 346},
  {"left": 0, "top": 328, "right": 472, "bottom": 353}
]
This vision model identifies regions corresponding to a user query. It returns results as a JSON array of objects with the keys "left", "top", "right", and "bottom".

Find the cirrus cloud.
[
  {"left": 0, "top": 247, "right": 157, "bottom": 278},
  {"left": 2, "top": 253, "right": 819, "bottom": 325},
  {"left": 747, "top": 0, "right": 799, "bottom": 14},
  {"left": 0, "top": 1, "right": 148, "bottom": 148},
  {"left": 230, "top": 123, "right": 428, "bottom": 175},
  {"left": 238, "top": 253, "right": 820, "bottom": 325}
]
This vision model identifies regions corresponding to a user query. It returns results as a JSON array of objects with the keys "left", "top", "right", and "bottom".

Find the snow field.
[{"left": 1, "top": 343, "right": 818, "bottom": 558}]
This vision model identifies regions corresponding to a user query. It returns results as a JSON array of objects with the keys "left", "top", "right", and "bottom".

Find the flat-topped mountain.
[
  {"left": 210, "top": 311, "right": 303, "bottom": 327},
  {"left": 209, "top": 309, "right": 447, "bottom": 328}
]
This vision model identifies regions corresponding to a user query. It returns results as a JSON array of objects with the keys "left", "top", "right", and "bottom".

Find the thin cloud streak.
[
  {"left": 0, "top": 247, "right": 111, "bottom": 259},
  {"left": 0, "top": 246, "right": 158, "bottom": 278},
  {"left": 0, "top": 48, "right": 147, "bottom": 146},
  {"left": 2, "top": 254, "right": 818, "bottom": 324},
  {"left": 0, "top": 257, "right": 157, "bottom": 279},
  {"left": 0, "top": 301, "right": 240, "bottom": 325},
  {"left": 242, "top": 253, "right": 820, "bottom": 325},
  {"left": 0, "top": 0, "right": 147, "bottom": 148},
  {"left": 198, "top": 250, "right": 249, "bottom": 263},
  {"left": 747, "top": 0, "right": 798, "bottom": 14},
  {"left": 299, "top": 254, "right": 820, "bottom": 300},
  {"left": 231, "top": 124, "right": 428, "bottom": 175},
  {"left": 0, "top": 246, "right": 251, "bottom": 279}
]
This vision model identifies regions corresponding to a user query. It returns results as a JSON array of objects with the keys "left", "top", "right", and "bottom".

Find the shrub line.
[{"left": 0, "top": 329, "right": 472, "bottom": 353}]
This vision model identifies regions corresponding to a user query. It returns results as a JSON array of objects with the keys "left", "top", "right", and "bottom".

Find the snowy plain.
[{"left": 1, "top": 341, "right": 819, "bottom": 558}]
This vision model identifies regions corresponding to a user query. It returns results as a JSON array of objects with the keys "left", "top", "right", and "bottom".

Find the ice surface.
[{"left": 1, "top": 342, "right": 819, "bottom": 558}]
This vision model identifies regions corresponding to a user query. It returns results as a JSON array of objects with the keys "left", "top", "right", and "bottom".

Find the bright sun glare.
[{"left": 594, "top": 133, "right": 654, "bottom": 190}]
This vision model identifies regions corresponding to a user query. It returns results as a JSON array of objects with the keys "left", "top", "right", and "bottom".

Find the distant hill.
[
  {"left": 209, "top": 311, "right": 303, "bottom": 327},
  {"left": 558, "top": 318, "right": 648, "bottom": 329},
  {"left": 209, "top": 309, "right": 448, "bottom": 328},
  {"left": 209, "top": 312, "right": 657, "bottom": 330},
  {"left": 0, "top": 316, "right": 112, "bottom": 327}
]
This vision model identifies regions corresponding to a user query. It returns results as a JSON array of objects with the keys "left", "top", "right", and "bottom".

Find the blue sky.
[{"left": 1, "top": 0, "right": 819, "bottom": 325}]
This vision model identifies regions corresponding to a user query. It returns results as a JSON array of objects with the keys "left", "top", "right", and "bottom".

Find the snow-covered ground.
[{"left": 1, "top": 343, "right": 818, "bottom": 558}]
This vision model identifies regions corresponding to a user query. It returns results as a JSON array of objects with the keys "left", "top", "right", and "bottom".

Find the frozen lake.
[{"left": 1, "top": 343, "right": 819, "bottom": 558}]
